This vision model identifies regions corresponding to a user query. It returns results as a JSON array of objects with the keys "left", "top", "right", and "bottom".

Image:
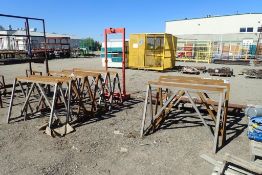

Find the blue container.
[{"left": 101, "top": 47, "right": 123, "bottom": 53}]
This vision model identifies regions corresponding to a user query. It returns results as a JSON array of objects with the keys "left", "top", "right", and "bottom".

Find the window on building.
[
  {"left": 247, "top": 27, "right": 253, "bottom": 32},
  {"left": 240, "top": 28, "right": 246, "bottom": 32},
  {"left": 258, "top": 27, "right": 262, "bottom": 32}
]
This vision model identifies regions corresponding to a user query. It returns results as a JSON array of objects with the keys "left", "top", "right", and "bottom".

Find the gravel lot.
[{"left": 0, "top": 57, "right": 261, "bottom": 175}]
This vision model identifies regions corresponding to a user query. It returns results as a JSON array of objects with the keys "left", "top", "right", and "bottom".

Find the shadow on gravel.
[
  {"left": 72, "top": 98, "right": 143, "bottom": 128},
  {"left": 144, "top": 107, "right": 247, "bottom": 152}
]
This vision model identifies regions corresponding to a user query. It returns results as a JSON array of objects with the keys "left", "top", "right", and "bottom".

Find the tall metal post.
[
  {"left": 122, "top": 28, "right": 126, "bottom": 95},
  {"left": 104, "top": 29, "right": 108, "bottom": 71},
  {"left": 25, "top": 18, "right": 32, "bottom": 75},
  {"left": 42, "top": 19, "right": 49, "bottom": 75},
  {"left": 255, "top": 25, "right": 262, "bottom": 59}
]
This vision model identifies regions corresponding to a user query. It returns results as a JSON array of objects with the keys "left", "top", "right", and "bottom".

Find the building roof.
[{"left": 166, "top": 13, "right": 262, "bottom": 22}]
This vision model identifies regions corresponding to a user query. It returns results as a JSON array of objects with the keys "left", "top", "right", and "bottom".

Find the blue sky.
[{"left": 0, "top": 0, "right": 261, "bottom": 41}]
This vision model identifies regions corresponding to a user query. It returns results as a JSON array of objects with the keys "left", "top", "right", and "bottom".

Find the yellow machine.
[{"left": 128, "top": 33, "right": 177, "bottom": 71}]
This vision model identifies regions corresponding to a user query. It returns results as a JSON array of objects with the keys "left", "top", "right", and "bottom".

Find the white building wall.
[{"left": 166, "top": 14, "right": 262, "bottom": 35}]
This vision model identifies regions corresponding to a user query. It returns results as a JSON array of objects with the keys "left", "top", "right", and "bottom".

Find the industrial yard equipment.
[
  {"left": 7, "top": 76, "right": 72, "bottom": 129},
  {"left": 33, "top": 37, "right": 71, "bottom": 58},
  {"left": 128, "top": 33, "right": 177, "bottom": 70},
  {"left": 243, "top": 69, "right": 262, "bottom": 79},
  {"left": 181, "top": 66, "right": 200, "bottom": 75},
  {"left": 256, "top": 25, "right": 262, "bottom": 59},
  {"left": 104, "top": 28, "right": 129, "bottom": 100},
  {"left": 73, "top": 68, "right": 123, "bottom": 106},
  {"left": 0, "top": 75, "right": 6, "bottom": 108},
  {"left": 101, "top": 39, "right": 128, "bottom": 68},
  {"left": 49, "top": 70, "right": 106, "bottom": 115},
  {"left": 6, "top": 67, "right": 127, "bottom": 135},
  {"left": 207, "top": 67, "right": 234, "bottom": 77},
  {"left": 0, "top": 14, "right": 49, "bottom": 75},
  {"left": 141, "top": 76, "right": 230, "bottom": 153},
  {"left": 176, "top": 40, "right": 212, "bottom": 63}
]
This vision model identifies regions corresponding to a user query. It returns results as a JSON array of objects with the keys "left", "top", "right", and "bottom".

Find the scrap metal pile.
[
  {"left": 242, "top": 69, "right": 262, "bottom": 79},
  {"left": 179, "top": 66, "right": 235, "bottom": 77},
  {"left": 207, "top": 67, "right": 234, "bottom": 77},
  {"left": 181, "top": 66, "right": 201, "bottom": 75}
]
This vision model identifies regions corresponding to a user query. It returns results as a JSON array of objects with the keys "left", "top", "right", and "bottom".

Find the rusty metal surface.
[{"left": 208, "top": 67, "right": 233, "bottom": 77}]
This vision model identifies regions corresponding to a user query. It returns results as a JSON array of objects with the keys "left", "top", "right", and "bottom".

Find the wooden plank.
[
  {"left": 148, "top": 80, "right": 226, "bottom": 92},
  {"left": 6, "top": 78, "right": 17, "bottom": 123},
  {"left": 49, "top": 84, "right": 58, "bottom": 128},
  {"left": 16, "top": 75, "right": 70, "bottom": 84},
  {"left": 140, "top": 85, "right": 150, "bottom": 137},
  {"left": 159, "top": 75, "right": 230, "bottom": 92},
  {"left": 73, "top": 68, "right": 118, "bottom": 76},
  {"left": 158, "top": 78, "right": 229, "bottom": 89},
  {"left": 159, "top": 75, "right": 225, "bottom": 83},
  {"left": 213, "top": 92, "right": 224, "bottom": 153}
]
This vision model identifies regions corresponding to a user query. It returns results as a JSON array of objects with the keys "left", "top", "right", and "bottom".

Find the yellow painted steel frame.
[{"left": 176, "top": 40, "right": 212, "bottom": 63}]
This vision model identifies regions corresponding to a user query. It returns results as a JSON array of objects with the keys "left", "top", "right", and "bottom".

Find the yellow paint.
[{"left": 128, "top": 33, "right": 177, "bottom": 70}]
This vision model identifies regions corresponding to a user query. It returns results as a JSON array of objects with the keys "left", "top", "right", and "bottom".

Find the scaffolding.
[
  {"left": 256, "top": 25, "right": 262, "bottom": 59},
  {"left": 176, "top": 40, "right": 212, "bottom": 63}
]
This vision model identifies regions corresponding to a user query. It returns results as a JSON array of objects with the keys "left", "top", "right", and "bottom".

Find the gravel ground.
[{"left": 0, "top": 57, "right": 261, "bottom": 175}]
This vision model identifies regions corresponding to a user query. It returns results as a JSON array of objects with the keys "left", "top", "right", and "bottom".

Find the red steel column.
[
  {"left": 122, "top": 28, "right": 126, "bottom": 95},
  {"left": 104, "top": 29, "right": 108, "bottom": 71}
]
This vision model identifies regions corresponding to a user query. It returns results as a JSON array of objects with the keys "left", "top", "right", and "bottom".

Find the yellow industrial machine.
[{"left": 128, "top": 33, "right": 177, "bottom": 70}]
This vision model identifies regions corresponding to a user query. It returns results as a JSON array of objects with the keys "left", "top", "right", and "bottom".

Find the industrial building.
[
  {"left": 166, "top": 13, "right": 262, "bottom": 36},
  {"left": 165, "top": 13, "right": 262, "bottom": 61}
]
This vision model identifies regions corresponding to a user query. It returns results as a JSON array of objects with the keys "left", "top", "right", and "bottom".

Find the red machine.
[{"left": 104, "top": 27, "right": 130, "bottom": 100}]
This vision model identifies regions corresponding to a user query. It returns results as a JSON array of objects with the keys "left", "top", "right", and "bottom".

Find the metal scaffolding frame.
[
  {"left": 104, "top": 28, "right": 130, "bottom": 100},
  {"left": 0, "top": 13, "right": 49, "bottom": 75}
]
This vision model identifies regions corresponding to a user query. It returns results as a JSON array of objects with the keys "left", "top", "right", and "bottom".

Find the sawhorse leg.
[{"left": 7, "top": 78, "right": 17, "bottom": 123}]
